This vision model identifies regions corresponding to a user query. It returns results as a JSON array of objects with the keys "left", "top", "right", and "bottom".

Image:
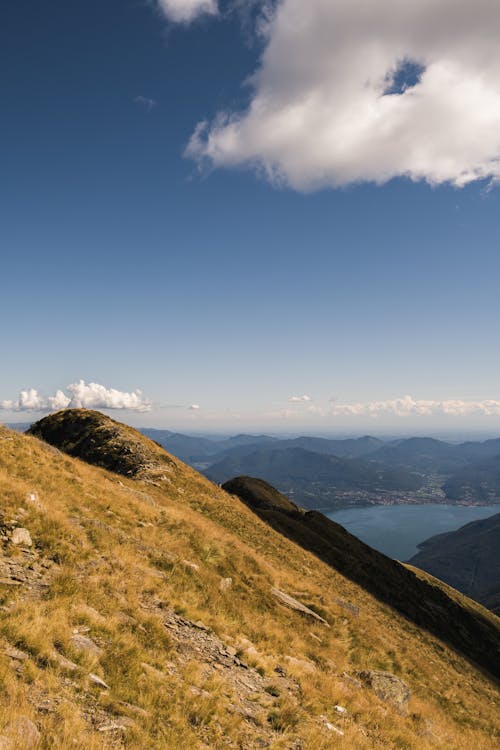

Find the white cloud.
[
  {"left": 289, "top": 394, "right": 312, "bottom": 403},
  {"left": 187, "top": 0, "right": 500, "bottom": 190},
  {"left": 157, "top": 0, "right": 218, "bottom": 23},
  {"left": 0, "top": 381, "right": 152, "bottom": 414},
  {"left": 66, "top": 381, "right": 152, "bottom": 412},
  {"left": 134, "top": 95, "right": 157, "bottom": 112},
  {"left": 329, "top": 395, "right": 500, "bottom": 419},
  {"left": 189, "top": 404, "right": 201, "bottom": 410}
]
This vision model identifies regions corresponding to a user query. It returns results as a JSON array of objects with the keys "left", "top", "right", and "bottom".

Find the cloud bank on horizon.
[
  {"left": 0, "top": 381, "right": 152, "bottom": 414},
  {"left": 179, "top": 0, "right": 500, "bottom": 191},
  {"left": 328, "top": 395, "right": 500, "bottom": 419}
]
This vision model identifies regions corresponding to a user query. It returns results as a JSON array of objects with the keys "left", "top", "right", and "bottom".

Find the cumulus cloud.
[
  {"left": 329, "top": 395, "right": 500, "bottom": 419},
  {"left": 157, "top": 0, "right": 218, "bottom": 23},
  {"left": 187, "top": 0, "right": 500, "bottom": 190},
  {"left": 0, "top": 381, "right": 152, "bottom": 414},
  {"left": 189, "top": 404, "right": 201, "bottom": 410},
  {"left": 289, "top": 394, "right": 312, "bottom": 403}
]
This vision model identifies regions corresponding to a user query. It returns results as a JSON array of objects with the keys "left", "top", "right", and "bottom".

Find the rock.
[
  {"left": 334, "top": 705, "right": 348, "bottom": 715},
  {"left": 11, "top": 528, "right": 32, "bottom": 547},
  {"left": 271, "top": 588, "right": 329, "bottom": 625},
  {"left": 358, "top": 670, "right": 411, "bottom": 708},
  {"left": 341, "top": 672, "right": 362, "bottom": 688},
  {"left": 284, "top": 655, "right": 316, "bottom": 673},
  {"left": 219, "top": 577, "right": 233, "bottom": 592},
  {"left": 182, "top": 560, "right": 200, "bottom": 572},
  {"left": 70, "top": 634, "right": 102, "bottom": 657},
  {"left": 193, "top": 620, "right": 210, "bottom": 631},
  {"left": 335, "top": 597, "right": 360, "bottom": 617},
  {"left": 25, "top": 493, "right": 46, "bottom": 513},
  {"left": 50, "top": 650, "right": 79, "bottom": 672},
  {"left": 4, "top": 646, "right": 28, "bottom": 662},
  {"left": 88, "top": 673, "right": 109, "bottom": 689},
  {"left": 98, "top": 722, "right": 128, "bottom": 733},
  {"left": 319, "top": 715, "right": 344, "bottom": 735},
  {"left": 3, "top": 717, "right": 40, "bottom": 749}
]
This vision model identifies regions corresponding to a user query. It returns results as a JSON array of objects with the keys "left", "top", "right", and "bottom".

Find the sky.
[{"left": 2, "top": 0, "right": 500, "bottom": 434}]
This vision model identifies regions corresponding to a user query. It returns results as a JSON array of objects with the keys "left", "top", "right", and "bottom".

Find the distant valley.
[{"left": 141, "top": 429, "right": 500, "bottom": 510}]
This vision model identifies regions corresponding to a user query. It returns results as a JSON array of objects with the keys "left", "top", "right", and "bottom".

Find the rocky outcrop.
[{"left": 358, "top": 670, "right": 411, "bottom": 709}]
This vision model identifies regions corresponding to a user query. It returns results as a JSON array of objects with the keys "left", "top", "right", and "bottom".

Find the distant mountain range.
[
  {"left": 141, "top": 428, "right": 500, "bottom": 509},
  {"left": 206, "top": 447, "right": 422, "bottom": 507},
  {"left": 409, "top": 512, "right": 500, "bottom": 615}
]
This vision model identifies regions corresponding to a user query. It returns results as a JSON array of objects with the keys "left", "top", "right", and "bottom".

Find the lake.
[{"left": 325, "top": 504, "right": 499, "bottom": 561}]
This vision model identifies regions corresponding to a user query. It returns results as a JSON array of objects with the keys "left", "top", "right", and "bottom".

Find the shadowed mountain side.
[
  {"left": 223, "top": 477, "right": 500, "bottom": 680},
  {"left": 408, "top": 513, "right": 500, "bottom": 612}
]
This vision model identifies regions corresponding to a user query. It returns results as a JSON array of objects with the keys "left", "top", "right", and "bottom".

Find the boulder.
[
  {"left": 1, "top": 717, "right": 40, "bottom": 749},
  {"left": 70, "top": 634, "right": 103, "bottom": 657},
  {"left": 358, "top": 670, "right": 410, "bottom": 708},
  {"left": 11, "top": 528, "right": 32, "bottom": 547}
]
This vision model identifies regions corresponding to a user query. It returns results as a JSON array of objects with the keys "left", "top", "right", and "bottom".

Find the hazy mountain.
[
  {"left": 409, "top": 513, "right": 500, "bottom": 614},
  {"left": 210, "top": 435, "right": 385, "bottom": 465},
  {"left": 206, "top": 446, "right": 422, "bottom": 507},
  {"left": 366, "top": 437, "right": 466, "bottom": 474},
  {"left": 443, "top": 453, "right": 500, "bottom": 503},
  {"left": 140, "top": 428, "right": 276, "bottom": 463}
]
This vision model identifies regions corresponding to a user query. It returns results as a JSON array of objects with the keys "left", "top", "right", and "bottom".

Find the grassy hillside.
[{"left": 0, "top": 411, "right": 497, "bottom": 748}]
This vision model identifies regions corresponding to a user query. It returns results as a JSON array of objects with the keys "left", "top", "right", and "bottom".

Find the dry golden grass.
[{"left": 0, "top": 423, "right": 498, "bottom": 749}]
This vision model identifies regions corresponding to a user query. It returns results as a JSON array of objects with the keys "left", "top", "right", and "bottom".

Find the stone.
[
  {"left": 70, "top": 634, "right": 102, "bottom": 657},
  {"left": 333, "top": 705, "right": 348, "bottom": 715},
  {"left": 358, "top": 670, "right": 411, "bottom": 708},
  {"left": 271, "top": 588, "right": 329, "bottom": 625},
  {"left": 3, "top": 717, "right": 40, "bottom": 749},
  {"left": 284, "top": 656, "right": 316, "bottom": 673},
  {"left": 319, "top": 715, "right": 344, "bottom": 735},
  {"left": 98, "top": 723, "right": 128, "bottom": 733},
  {"left": 4, "top": 646, "right": 28, "bottom": 662},
  {"left": 182, "top": 560, "right": 200, "bottom": 572},
  {"left": 89, "top": 673, "right": 109, "bottom": 689},
  {"left": 25, "top": 493, "right": 46, "bottom": 513},
  {"left": 50, "top": 650, "right": 79, "bottom": 672},
  {"left": 11, "top": 528, "right": 32, "bottom": 547},
  {"left": 219, "top": 577, "right": 233, "bottom": 592}
]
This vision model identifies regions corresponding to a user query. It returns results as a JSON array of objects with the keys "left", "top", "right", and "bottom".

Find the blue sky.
[{"left": 2, "top": 0, "right": 500, "bottom": 433}]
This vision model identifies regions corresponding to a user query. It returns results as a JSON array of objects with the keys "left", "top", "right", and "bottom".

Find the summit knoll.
[{"left": 0, "top": 409, "right": 496, "bottom": 748}]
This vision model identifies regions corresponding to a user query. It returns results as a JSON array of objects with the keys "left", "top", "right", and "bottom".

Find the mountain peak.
[{"left": 28, "top": 409, "right": 176, "bottom": 482}]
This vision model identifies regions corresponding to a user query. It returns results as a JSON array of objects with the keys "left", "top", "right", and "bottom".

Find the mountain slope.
[
  {"left": 0, "top": 411, "right": 496, "bottom": 748},
  {"left": 408, "top": 512, "right": 500, "bottom": 613},
  {"left": 222, "top": 476, "right": 500, "bottom": 679}
]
